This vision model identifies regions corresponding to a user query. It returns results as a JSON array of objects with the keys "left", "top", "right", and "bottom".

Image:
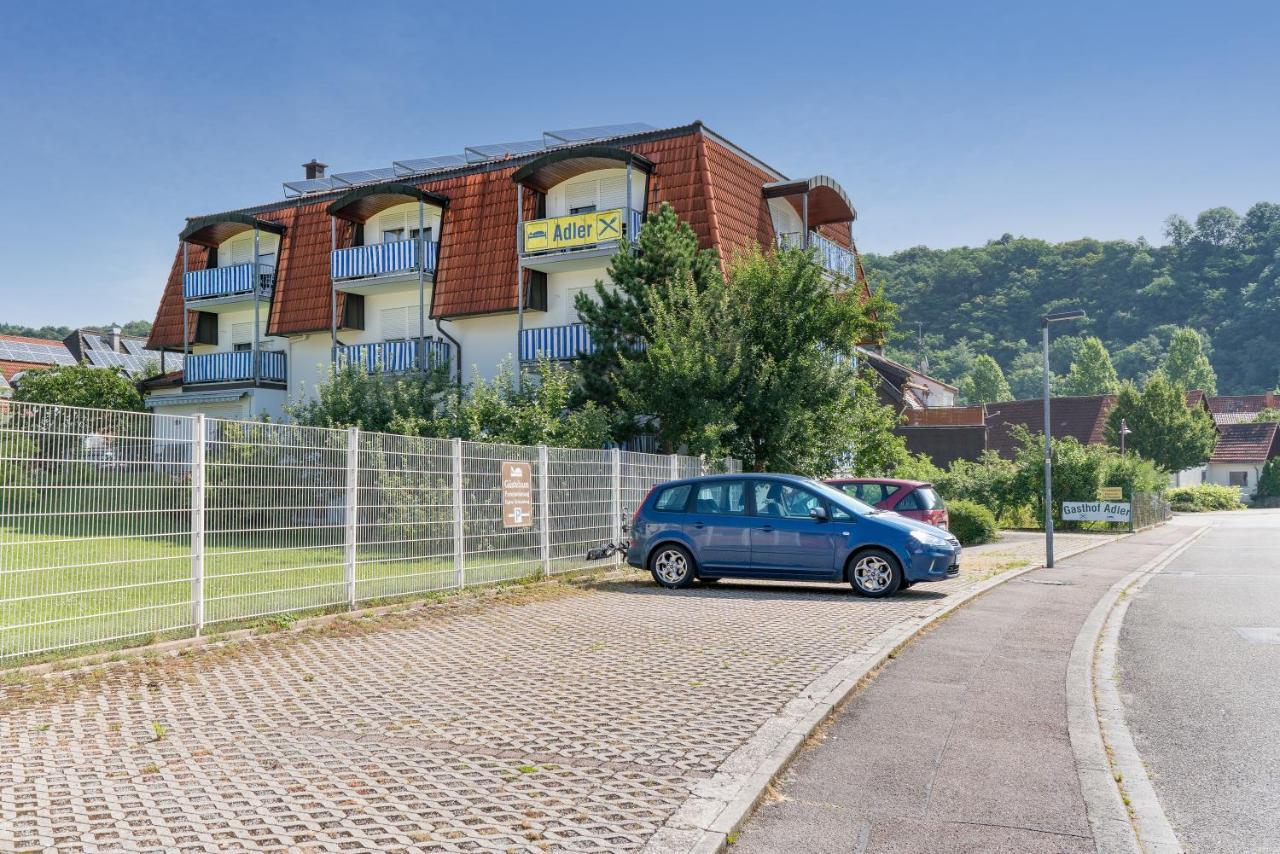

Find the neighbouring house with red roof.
[
  {"left": 1202, "top": 422, "right": 1280, "bottom": 499},
  {"left": 1206, "top": 392, "right": 1280, "bottom": 425},
  {"left": 142, "top": 122, "right": 873, "bottom": 421}
]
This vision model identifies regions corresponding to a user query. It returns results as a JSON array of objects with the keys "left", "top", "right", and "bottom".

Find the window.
[
  {"left": 654, "top": 484, "right": 692, "bottom": 513},
  {"left": 692, "top": 480, "right": 747, "bottom": 515},
  {"left": 566, "top": 286, "right": 594, "bottom": 321},
  {"left": 380, "top": 306, "right": 413, "bottom": 342},
  {"left": 840, "top": 482, "right": 890, "bottom": 504},
  {"left": 230, "top": 322, "right": 253, "bottom": 346},
  {"left": 410, "top": 226, "right": 432, "bottom": 244},
  {"left": 233, "top": 342, "right": 251, "bottom": 352},
  {"left": 897, "top": 488, "right": 943, "bottom": 512},
  {"left": 754, "top": 482, "right": 823, "bottom": 519},
  {"left": 1229, "top": 471, "right": 1250, "bottom": 487}
]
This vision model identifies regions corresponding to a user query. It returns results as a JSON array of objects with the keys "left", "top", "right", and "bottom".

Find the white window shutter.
[
  {"left": 228, "top": 236, "right": 253, "bottom": 265},
  {"left": 566, "top": 180, "right": 597, "bottom": 212},
  {"left": 231, "top": 322, "right": 253, "bottom": 344},
  {"left": 381, "top": 306, "right": 412, "bottom": 341},
  {"left": 598, "top": 174, "right": 627, "bottom": 211}
]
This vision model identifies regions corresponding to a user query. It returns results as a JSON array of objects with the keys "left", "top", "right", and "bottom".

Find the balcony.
[
  {"left": 183, "top": 263, "right": 274, "bottom": 306},
  {"left": 184, "top": 351, "right": 287, "bottom": 386},
  {"left": 332, "top": 239, "right": 438, "bottom": 293},
  {"left": 334, "top": 339, "right": 452, "bottom": 374},
  {"left": 519, "top": 208, "right": 643, "bottom": 272},
  {"left": 776, "top": 231, "right": 858, "bottom": 279},
  {"left": 519, "top": 323, "right": 596, "bottom": 362}
]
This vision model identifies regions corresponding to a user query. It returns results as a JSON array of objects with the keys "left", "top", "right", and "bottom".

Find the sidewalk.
[{"left": 734, "top": 525, "right": 1191, "bottom": 854}]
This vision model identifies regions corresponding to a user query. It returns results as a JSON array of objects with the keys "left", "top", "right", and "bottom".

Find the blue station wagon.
[{"left": 626, "top": 473, "right": 961, "bottom": 597}]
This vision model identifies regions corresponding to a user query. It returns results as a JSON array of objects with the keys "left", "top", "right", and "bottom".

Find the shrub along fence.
[{"left": 0, "top": 401, "right": 733, "bottom": 665}]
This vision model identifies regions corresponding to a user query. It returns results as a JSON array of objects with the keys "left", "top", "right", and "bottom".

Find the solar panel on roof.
[
  {"left": 331, "top": 167, "right": 399, "bottom": 187},
  {"left": 543, "top": 123, "right": 655, "bottom": 145},
  {"left": 392, "top": 154, "right": 469, "bottom": 176},
  {"left": 283, "top": 177, "right": 338, "bottom": 196},
  {"left": 464, "top": 139, "right": 546, "bottom": 162},
  {"left": 0, "top": 340, "right": 76, "bottom": 365}
]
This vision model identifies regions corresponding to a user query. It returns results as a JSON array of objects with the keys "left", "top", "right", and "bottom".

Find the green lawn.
[{"left": 0, "top": 525, "right": 594, "bottom": 665}]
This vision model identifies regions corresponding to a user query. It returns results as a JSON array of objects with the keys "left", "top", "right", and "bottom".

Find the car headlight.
[{"left": 909, "top": 529, "right": 951, "bottom": 550}]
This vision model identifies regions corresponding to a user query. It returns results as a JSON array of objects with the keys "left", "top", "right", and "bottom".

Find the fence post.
[
  {"left": 190, "top": 414, "right": 205, "bottom": 636},
  {"left": 611, "top": 448, "right": 622, "bottom": 562},
  {"left": 669, "top": 453, "right": 678, "bottom": 481},
  {"left": 344, "top": 427, "right": 359, "bottom": 608},
  {"left": 452, "top": 437, "right": 464, "bottom": 589},
  {"left": 538, "top": 444, "right": 551, "bottom": 577}
]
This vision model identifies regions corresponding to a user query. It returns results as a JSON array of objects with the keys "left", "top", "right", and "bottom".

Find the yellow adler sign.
[{"left": 523, "top": 208, "right": 624, "bottom": 253}]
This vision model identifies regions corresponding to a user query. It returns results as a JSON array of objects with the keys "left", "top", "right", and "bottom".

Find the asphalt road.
[{"left": 1120, "top": 509, "right": 1280, "bottom": 853}]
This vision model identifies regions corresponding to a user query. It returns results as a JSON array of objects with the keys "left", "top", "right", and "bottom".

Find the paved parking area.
[{"left": 1, "top": 533, "right": 1111, "bottom": 852}]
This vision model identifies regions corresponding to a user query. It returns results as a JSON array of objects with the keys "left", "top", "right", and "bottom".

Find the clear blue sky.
[{"left": 1, "top": 0, "right": 1277, "bottom": 328}]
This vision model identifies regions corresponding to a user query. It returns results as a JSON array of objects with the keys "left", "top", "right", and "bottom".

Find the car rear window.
[
  {"left": 653, "top": 484, "right": 692, "bottom": 512},
  {"left": 903, "top": 487, "right": 945, "bottom": 511}
]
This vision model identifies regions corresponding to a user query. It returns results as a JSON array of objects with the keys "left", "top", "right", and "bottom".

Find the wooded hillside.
[{"left": 866, "top": 203, "right": 1280, "bottom": 396}]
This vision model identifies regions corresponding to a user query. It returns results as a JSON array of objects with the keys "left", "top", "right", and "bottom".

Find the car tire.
[
  {"left": 848, "top": 548, "right": 903, "bottom": 598},
  {"left": 650, "top": 544, "right": 696, "bottom": 589}
]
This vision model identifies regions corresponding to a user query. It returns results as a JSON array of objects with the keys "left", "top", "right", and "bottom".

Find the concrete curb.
[
  {"left": 1067, "top": 526, "right": 1207, "bottom": 854},
  {"left": 643, "top": 532, "right": 1129, "bottom": 854}
]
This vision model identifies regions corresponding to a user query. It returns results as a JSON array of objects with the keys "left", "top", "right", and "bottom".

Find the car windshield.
[{"left": 808, "top": 480, "right": 879, "bottom": 516}]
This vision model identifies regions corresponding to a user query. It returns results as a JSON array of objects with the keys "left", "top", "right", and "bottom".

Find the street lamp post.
[
  {"left": 1041, "top": 309, "right": 1086, "bottom": 568},
  {"left": 1119, "top": 418, "right": 1132, "bottom": 456}
]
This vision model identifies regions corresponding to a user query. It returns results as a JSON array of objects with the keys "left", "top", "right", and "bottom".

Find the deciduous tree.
[
  {"left": 959, "top": 354, "right": 1012, "bottom": 403},
  {"left": 1104, "top": 373, "right": 1217, "bottom": 472},
  {"left": 1062, "top": 336, "right": 1119, "bottom": 395}
]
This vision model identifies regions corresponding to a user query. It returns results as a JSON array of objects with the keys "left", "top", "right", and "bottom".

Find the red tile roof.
[
  {"left": 1207, "top": 393, "right": 1279, "bottom": 423},
  {"left": 148, "top": 123, "right": 867, "bottom": 346},
  {"left": 1210, "top": 422, "right": 1280, "bottom": 463},
  {"left": 0, "top": 360, "right": 52, "bottom": 381},
  {"left": 0, "top": 334, "right": 65, "bottom": 346},
  {"left": 986, "top": 395, "right": 1117, "bottom": 459}
]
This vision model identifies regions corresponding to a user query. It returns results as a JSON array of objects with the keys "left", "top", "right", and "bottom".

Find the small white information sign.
[{"left": 1062, "top": 500, "right": 1131, "bottom": 522}]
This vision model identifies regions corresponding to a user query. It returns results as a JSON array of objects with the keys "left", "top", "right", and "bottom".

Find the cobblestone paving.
[{"left": 1, "top": 533, "right": 1110, "bottom": 852}]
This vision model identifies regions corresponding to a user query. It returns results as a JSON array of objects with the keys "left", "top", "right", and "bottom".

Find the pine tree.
[
  {"left": 574, "top": 202, "right": 721, "bottom": 433},
  {"left": 959, "top": 355, "right": 1012, "bottom": 403},
  {"left": 1063, "top": 336, "right": 1120, "bottom": 395},
  {"left": 1161, "top": 327, "right": 1218, "bottom": 396}
]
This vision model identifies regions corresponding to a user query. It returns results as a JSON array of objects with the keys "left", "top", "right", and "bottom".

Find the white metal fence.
[{"left": 0, "top": 401, "right": 736, "bottom": 665}]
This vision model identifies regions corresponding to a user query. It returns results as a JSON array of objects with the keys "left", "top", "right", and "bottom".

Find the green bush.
[
  {"left": 935, "top": 451, "right": 1020, "bottom": 518},
  {"left": 947, "top": 499, "right": 999, "bottom": 546},
  {"left": 1164, "top": 484, "right": 1245, "bottom": 511}
]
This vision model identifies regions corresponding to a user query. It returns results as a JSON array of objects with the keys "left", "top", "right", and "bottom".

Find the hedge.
[{"left": 948, "top": 500, "right": 999, "bottom": 546}]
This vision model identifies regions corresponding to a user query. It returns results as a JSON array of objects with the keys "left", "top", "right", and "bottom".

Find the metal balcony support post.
[
  {"left": 330, "top": 216, "right": 338, "bottom": 368},
  {"left": 344, "top": 426, "right": 359, "bottom": 608},
  {"left": 538, "top": 444, "right": 551, "bottom": 577},
  {"left": 417, "top": 202, "right": 427, "bottom": 376},
  {"left": 515, "top": 182, "right": 525, "bottom": 393},
  {"left": 182, "top": 242, "right": 190, "bottom": 381},
  {"left": 625, "top": 161, "right": 633, "bottom": 243},
  {"left": 802, "top": 191, "right": 810, "bottom": 248},
  {"left": 191, "top": 414, "right": 205, "bottom": 635},
  {"left": 252, "top": 226, "right": 261, "bottom": 387}
]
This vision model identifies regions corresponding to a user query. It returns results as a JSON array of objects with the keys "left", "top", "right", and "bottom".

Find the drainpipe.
[{"left": 802, "top": 191, "right": 810, "bottom": 248}]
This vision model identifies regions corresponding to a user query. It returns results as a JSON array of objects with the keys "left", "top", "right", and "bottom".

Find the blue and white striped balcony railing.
[
  {"left": 331, "top": 239, "right": 439, "bottom": 280},
  {"left": 519, "top": 323, "right": 596, "bottom": 362},
  {"left": 184, "top": 350, "right": 287, "bottom": 385},
  {"left": 775, "top": 231, "right": 858, "bottom": 279},
  {"left": 334, "top": 339, "right": 452, "bottom": 374},
  {"left": 183, "top": 263, "right": 274, "bottom": 301}
]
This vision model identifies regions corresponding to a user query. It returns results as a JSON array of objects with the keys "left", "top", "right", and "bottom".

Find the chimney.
[
  {"left": 110, "top": 325, "right": 122, "bottom": 353},
  {"left": 303, "top": 159, "right": 328, "bottom": 180}
]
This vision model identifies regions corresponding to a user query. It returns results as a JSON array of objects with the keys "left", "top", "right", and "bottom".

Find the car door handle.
[
  {"left": 756, "top": 525, "right": 774, "bottom": 532},
  {"left": 693, "top": 522, "right": 705, "bottom": 529}
]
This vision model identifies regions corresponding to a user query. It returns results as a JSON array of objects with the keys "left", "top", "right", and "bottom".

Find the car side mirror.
[{"left": 809, "top": 506, "right": 828, "bottom": 522}]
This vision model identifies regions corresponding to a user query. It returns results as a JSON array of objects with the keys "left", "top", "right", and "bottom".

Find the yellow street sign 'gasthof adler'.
[{"left": 524, "top": 209, "right": 623, "bottom": 253}]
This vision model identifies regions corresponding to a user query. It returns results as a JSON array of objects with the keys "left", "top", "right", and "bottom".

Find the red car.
[{"left": 823, "top": 478, "right": 950, "bottom": 529}]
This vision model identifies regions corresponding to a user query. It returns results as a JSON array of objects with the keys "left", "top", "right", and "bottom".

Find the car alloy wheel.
[
  {"left": 853, "top": 554, "right": 895, "bottom": 594},
  {"left": 651, "top": 545, "right": 696, "bottom": 588}
]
